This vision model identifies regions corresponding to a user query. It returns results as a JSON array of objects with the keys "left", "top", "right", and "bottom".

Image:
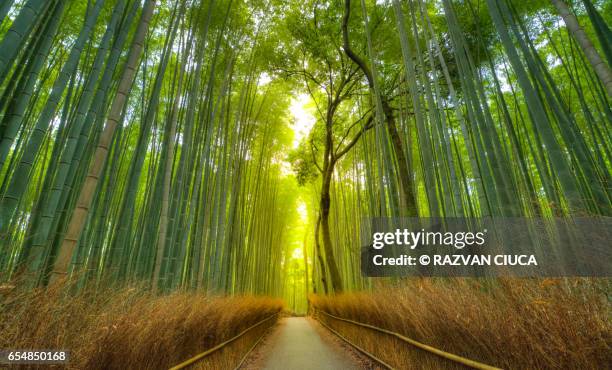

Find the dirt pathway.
[{"left": 240, "top": 317, "right": 372, "bottom": 370}]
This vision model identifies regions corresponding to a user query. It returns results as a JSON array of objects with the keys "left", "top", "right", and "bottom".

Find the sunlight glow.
[
  {"left": 292, "top": 248, "right": 304, "bottom": 259},
  {"left": 297, "top": 201, "right": 308, "bottom": 221},
  {"left": 289, "top": 94, "right": 316, "bottom": 148},
  {"left": 258, "top": 72, "right": 272, "bottom": 86},
  {"left": 278, "top": 158, "right": 292, "bottom": 176}
]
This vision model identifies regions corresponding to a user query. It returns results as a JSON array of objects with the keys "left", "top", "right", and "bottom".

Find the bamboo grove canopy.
[{"left": 0, "top": 0, "right": 609, "bottom": 298}]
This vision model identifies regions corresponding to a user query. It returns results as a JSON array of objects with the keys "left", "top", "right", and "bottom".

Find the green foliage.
[{"left": 288, "top": 140, "right": 319, "bottom": 186}]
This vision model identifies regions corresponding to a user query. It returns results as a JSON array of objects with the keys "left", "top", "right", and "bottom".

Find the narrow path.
[{"left": 240, "top": 317, "right": 371, "bottom": 370}]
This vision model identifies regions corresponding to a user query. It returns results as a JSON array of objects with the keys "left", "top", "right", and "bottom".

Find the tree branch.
[
  {"left": 334, "top": 107, "right": 373, "bottom": 154},
  {"left": 342, "top": 0, "right": 375, "bottom": 89},
  {"left": 335, "top": 115, "right": 374, "bottom": 161},
  {"left": 310, "top": 138, "right": 323, "bottom": 173}
]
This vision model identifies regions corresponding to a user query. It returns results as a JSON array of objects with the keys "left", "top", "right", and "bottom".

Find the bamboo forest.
[{"left": 0, "top": 0, "right": 610, "bottom": 369}]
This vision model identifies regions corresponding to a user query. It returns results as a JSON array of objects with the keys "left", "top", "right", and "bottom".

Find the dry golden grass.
[
  {"left": 0, "top": 282, "right": 283, "bottom": 369},
  {"left": 310, "top": 278, "right": 611, "bottom": 369}
]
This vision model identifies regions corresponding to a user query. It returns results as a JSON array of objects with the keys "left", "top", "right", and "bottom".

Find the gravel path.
[{"left": 240, "top": 317, "right": 372, "bottom": 370}]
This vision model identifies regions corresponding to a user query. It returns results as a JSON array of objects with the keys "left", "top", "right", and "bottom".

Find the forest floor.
[{"left": 239, "top": 317, "right": 377, "bottom": 370}]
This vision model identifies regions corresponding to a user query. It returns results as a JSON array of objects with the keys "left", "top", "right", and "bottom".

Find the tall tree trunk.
[
  {"left": 153, "top": 23, "right": 187, "bottom": 293},
  {"left": 25, "top": 0, "right": 125, "bottom": 282},
  {"left": 0, "top": 0, "right": 50, "bottom": 85},
  {"left": 320, "top": 157, "right": 343, "bottom": 293},
  {"left": 487, "top": 0, "right": 586, "bottom": 214},
  {"left": 0, "top": 0, "right": 64, "bottom": 176},
  {"left": 0, "top": 0, "right": 14, "bottom": 25},
  {"left": 50, "top": 0, "right": 157, "bottom": 285},
  {"left": 0, "top": 0, "right": 104, "bottom": 235},
  {"left": 314, "top": 210, "right": 329, "bottom": 294},
  {"left": 581, "top": 0, "right": 612, "bottom": 67},
  {"left": 109, "top": 1, "right": 181, "bottom": 279},
  {"left": 342, "top": 0, "right": 418, "bottom": 217},
  {"left": 551, "top": 0, "right": 612, "bottom": 96},
  {"left": 302, "top": 229, "right": 310, "bottom": 295}
]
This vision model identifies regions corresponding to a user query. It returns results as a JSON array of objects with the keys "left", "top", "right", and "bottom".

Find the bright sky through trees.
[{"left": 289, "top": 94, "right": 316, "bottom": 148}]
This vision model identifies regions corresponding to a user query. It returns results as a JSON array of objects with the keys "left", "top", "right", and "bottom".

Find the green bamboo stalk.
[
  {"left": 0, "top": 0, "right": 104, "bottom": 236},
  {"left": 551, "top": 0, "right": 612, "bottom": 96},
  {"left": 51, "top": 0, "right": 157, "bottom": 285}
]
